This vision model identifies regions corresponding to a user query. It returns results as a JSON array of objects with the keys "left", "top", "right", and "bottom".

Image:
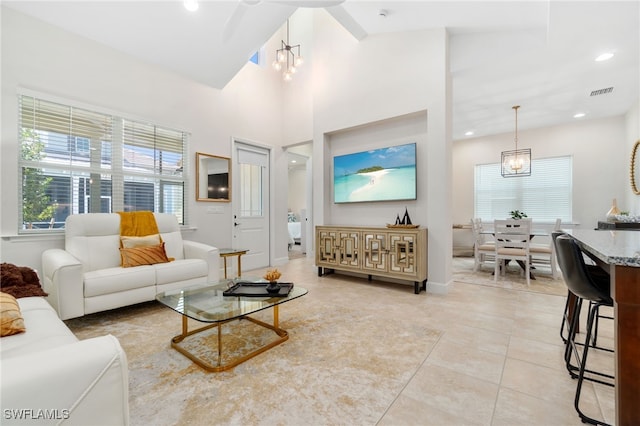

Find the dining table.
[
  {"left": 565, "top": 229, "right": 640, "bottom": 426},
  {"left": 481, "top": 228, "right": 550, "bottom": 279}
]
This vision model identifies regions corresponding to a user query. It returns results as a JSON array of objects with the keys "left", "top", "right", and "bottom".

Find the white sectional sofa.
[
  {"left": 1, "top": 296, "right": 129, "bottom": 425},
  {"left": 42, "top": 213, "right": 220, "bottom": 320}
]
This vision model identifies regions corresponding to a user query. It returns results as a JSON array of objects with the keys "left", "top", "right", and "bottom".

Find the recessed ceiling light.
[
  {"left": 595, "top": 52, "right": 614, "bottom": 62},
  {"left": 291, "top": 160, "right": 297, "bottom": 163},
  {"left": 465, "top": 131, "right": 474, "bottom": 136},
  {"left": 573, "top": 112, "right": 586, "bottom": 118},
  {"left": 184, "top": 0, "right": 199, "bottom": 12}
]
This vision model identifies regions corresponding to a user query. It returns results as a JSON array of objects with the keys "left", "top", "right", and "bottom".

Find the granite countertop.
[{"left": 566, "top": 229, "right": 640, "bottom": 267}]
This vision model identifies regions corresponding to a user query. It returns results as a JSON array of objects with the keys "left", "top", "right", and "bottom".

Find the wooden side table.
[{"left": 219, "top": 248, "right": 248, "bottom": 279}]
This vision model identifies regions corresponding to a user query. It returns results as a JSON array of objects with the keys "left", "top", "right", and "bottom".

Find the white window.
[
  {"left": 474, "top": 156, "right": 572, "bottom": 222},
  {"left": 18, "top": 94, "right": 188, "bottom": 232}
]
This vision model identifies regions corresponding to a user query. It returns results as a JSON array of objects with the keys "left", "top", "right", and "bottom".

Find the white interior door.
[{"left": 233, "top": 142, "right": 270, "bottom": 272}]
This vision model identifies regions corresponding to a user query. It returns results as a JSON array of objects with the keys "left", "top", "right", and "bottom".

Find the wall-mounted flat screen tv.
[
  {"left": 333, "top": 142, "right": 417, "bottom": 203},
  {"left": 207, "top": 173, "right": 229, "bottom": 199}
]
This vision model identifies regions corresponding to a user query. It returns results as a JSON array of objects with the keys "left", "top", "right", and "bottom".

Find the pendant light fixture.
[
  {"left": 501, "top": 105, "right": 531, "bottom": 177},
  {"left": 272, "top": 19, "right": 303, "bottom": 82}
]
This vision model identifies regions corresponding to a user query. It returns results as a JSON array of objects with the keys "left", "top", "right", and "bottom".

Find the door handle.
[{"left": 234, "top": 222, "right": 241, "bottom": 227}]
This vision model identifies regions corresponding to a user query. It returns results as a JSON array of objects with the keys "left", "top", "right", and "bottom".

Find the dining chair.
[
  {"left": 493, "top": 218, "right": 531, "bottom": 286},
  {"left": 530, "top": 218, "right": 561, "bottom": 278},
  {"left": 470, "top": 218, "right": 495, "bottom": 272}
]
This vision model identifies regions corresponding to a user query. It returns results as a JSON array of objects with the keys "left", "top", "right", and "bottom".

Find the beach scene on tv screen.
[{"left": 334, "top": 143, "right": 416, "bottom": 203}]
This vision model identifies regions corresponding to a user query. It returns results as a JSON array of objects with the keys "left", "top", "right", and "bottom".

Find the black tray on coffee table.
[{"left": 223, "top": 282, "right": 294, "bottom": 297}]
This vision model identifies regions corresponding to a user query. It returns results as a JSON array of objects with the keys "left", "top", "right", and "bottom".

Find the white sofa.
[
  {"left": 42, "top": 213, "right": 220, "bottom": 320},
  {"left": 1, "top": 296, "right": 129, "bottom": 425}
]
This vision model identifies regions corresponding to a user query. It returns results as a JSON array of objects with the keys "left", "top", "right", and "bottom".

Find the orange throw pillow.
[
  {"left": 120, "top": 242, "right": 170, "bottom": 268},
  {"left": 1, "top": 292, "right": 26, "bottom": 337}
]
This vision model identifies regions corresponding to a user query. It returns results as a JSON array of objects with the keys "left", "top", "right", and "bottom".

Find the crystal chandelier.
[
  {"left": 501, "top": 105, "right": 531, "bottom": 177},
  {"left": 272, "top": 19, "right": 303, "bottom": 82}
]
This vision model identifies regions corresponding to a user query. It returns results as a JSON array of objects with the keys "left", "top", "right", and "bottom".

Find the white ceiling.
[{"left": 4, "top": 1, "right": 639, "bottom": 140}]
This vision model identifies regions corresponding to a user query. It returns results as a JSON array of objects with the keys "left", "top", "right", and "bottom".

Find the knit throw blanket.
[{"left": 116, "top": 211, "right": 159, "bottom": 237}]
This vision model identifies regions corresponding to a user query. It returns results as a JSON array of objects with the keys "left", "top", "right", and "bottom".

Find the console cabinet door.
[
  {"left": 316, "top": 228, "right": 338, "bottom": 267},
  {"left": 362, "top": 231, "right": 389, "bottom": 273},
  {"left": 336, "top": 230, "right": 360, "bottom": 268},
  {"left": 388, "top": 232, "right": 418, "bottom": 277}
]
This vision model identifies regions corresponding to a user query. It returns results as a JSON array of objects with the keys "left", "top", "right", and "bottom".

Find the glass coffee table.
[{"left": 156, "top": 278, "right": 308, "bottom": 372}]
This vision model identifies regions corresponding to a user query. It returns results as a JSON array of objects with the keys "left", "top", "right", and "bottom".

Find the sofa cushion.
[
  {"left": 65, "top": 213, "right": 123, "bottom": 272},
  {"left": 120, "top": 243, "right": 170, "bottom": 268},
  {"left": 154, "top": 258, "right": 208, "bottom": 285},
  {"left": 1, "top": 297, "right": 77, "bottom": 357},
  {"left": 1, "top": 292, "right": 26, "bottom": 337},
  {"left": 84, "top": 266, "right": 156, "bottom": 298},
  {"left": 121, "top": 233, "right": 161, "bottom": 248}
]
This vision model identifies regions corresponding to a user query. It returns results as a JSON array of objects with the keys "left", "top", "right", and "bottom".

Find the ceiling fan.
[{"left": 222, "top": 0, "right": 345, "bottom": 41}]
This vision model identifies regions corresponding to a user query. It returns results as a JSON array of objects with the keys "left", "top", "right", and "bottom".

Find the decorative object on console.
[
  {"left": 402, "top": 207, "right": 412, "bottom": 225},
  {"left": 606, "top": 198, "right": 621, "bottom": 219},
  {"left": 0, "top": 263, "right": 47, "bottom": 299},
  {"left": 387, "top": 208, "right": 419, "bottom": 228},
  {"left": 501, "top": 105, "right": 531, "bottom": 177}
]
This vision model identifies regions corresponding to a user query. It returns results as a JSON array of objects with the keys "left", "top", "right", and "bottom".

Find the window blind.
[
  {"left": 18, "top": 94, "right": 187, "bottom": 231},
  {"left": 474, "top": 156, "right": 572, "bottom": 222}
]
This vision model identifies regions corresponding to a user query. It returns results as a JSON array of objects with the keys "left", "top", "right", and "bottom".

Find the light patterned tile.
[
  {"left": 426, "top": 339, "right": 506, "bottom": 384},
  {"left": 380, "top": 392, "right": 487, "bottom": 426},
  {"left": 439, "top": 323, "right": 511, "bottom": 356},
  {"left": 493, "top": 387, "right": 586, "bottom": 426},
  {"left": 507, "top": 335, "right": 567, "bottom": 372},
  {"left": 401, "top": 362, "right": 500, "bottom": 425}
]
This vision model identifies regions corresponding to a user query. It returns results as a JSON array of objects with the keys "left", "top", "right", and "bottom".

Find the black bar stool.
[{"left": 554, "top": 234, "right": 614, "bottom": 426}]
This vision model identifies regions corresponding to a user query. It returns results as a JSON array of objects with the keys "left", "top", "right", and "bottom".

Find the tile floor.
[{"left": 281, "top": 255, "right": 616, "bottom": 425}]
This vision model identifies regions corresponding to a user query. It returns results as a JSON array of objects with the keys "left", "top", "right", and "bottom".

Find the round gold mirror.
[{"left": 631, "top": 140, "right": 640, "bottom": 195}]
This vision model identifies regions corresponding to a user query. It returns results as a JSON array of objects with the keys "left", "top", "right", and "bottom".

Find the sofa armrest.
[
  {"left": 1, "top": 335, "right": 129, "bottom": 426},
  {"left": 182, "top": 240, "right": 220, "bottom": 283},
  {"left": 41, "top": 249, "right": 84, "bottom": 320}
]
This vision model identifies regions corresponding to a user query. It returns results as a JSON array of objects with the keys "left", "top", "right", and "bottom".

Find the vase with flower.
[{"left": 263, "top": 268, "right": 282, "bottom": 294}]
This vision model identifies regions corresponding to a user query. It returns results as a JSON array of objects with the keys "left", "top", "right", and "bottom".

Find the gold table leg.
[{"left": 170, "top": 306, "right": 288, "bottom": 372}]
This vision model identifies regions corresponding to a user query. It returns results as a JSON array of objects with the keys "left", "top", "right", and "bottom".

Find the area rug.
[
  {"left": 65, "top": 276, "right": 442, "bottom": 426},
  {"left": 452, "top": 256, "right": 567, "bottom": 296}
]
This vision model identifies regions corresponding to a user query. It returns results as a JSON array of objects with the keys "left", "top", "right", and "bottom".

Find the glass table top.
[{"left": 156, "top": 278, "right": 308, "bottom": 323}]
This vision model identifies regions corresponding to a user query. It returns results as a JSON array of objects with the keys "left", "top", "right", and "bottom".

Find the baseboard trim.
[{"left": 426, "top": 279, "right": 451, "bottom": 294}]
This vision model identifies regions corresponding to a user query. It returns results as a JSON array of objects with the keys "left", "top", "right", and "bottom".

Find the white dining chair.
[
  {"left": 530, "top": 218, "right": 561, "bottom": 279},
  {"left": 470, "top": 218, "right": 495, "bottom": 272},
  {"left": 494, "top": 218, "right": 532, "bottom": 286}
]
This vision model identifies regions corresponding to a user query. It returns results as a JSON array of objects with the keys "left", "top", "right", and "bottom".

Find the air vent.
[{"left": 590, "top": 87, "right": 614, "bottom": 96}]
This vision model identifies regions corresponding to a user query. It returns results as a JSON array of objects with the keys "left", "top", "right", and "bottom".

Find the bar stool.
[
  {"left": 554, "top": 234, "right": 614, "bottom": 426},
  {"left": 556, "top": 230, "right": 612, "bottom": 349}
]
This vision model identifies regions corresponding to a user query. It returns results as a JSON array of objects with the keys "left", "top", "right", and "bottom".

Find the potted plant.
[{"left": 509, "top": 210, "right": 528, "bottom": 220}]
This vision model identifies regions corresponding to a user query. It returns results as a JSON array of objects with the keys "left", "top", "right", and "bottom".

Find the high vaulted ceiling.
[{"left": 4, "top": 1, "right": 639, "bottom": 140}]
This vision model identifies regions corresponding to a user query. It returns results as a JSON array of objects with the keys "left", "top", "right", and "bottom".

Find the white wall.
[
  {"left": 288, "top": 167, "right": 307, "bottom": 217},
  {"left": 326, "top": 113, "right": 427, "bottom": 226},
  {"left": 0, "top": 7, "right": 286, "bottom": 270},
  {"left": 452, "top": 115, "right": 629, "bottom": 228},
  {"left": 307, "top": 10, "right": 453, "bottom": 291},
  {"left": 624, "top": 101, "right": 640, "bottom": 214}
]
